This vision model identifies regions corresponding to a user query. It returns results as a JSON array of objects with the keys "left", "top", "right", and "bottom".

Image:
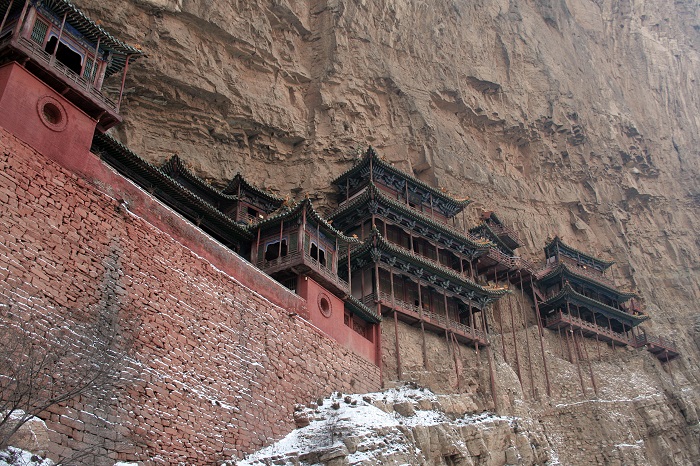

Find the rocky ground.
[
  {"left": 71, "top": 0, "right": 700, "bottom": 464},
  {"left": 229, "top": 385, "right": 552, "bottom": 466}
]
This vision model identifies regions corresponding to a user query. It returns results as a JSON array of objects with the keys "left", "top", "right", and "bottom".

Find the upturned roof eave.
[
  {"left": 331, "top": 147, "right": 472, "bottom": 210},
  {"left": 222, "top": 173, "right": 287, "bottom": 207},
  {"left": 544, "top": 236, "right": 615, "bottom": 270},
  {"left": 542, "top": 283, "right": 648, "bottom": 324},
  {"left": 91, "top": 133, "right": 253, "bottom": 241},
  {"left": 345, "top": 294, "right": 382, "bottom": 323},
  {"left": 537, "top": 263, "right": 636, "bottom": 301},
  {"left": 38, "top": 0, "right": 143, "bottom": 77},
  {"left": 330, "top": 183, "right": 490, "bottom": 253},
  {"left": 161, "top": 156, "right": 240, "bottom": 204},
  {"left": 342, "top": 231, "right": 509, "bottom": 299},
  {"left": 249, "top": 198, "right": 360, "bottom": 245}
]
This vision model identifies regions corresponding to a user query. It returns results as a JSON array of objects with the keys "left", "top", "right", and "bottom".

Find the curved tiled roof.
[
  {"left": 343, "top": 229, "right": 510, "bottom": 300},
  {"left": 39, "top": 0, "right": 143, "bottom": 77},
  {"left": 330, "top": 182, "right": 491, "bottom": 253},
  {"left": 91, "top": 133, "right": 252, "bottom": 242},
  {"left": 536, "top": 262, "right": 636, "bottom": 301},
  {"left": 249, "top": 198, "right": 360, "bottom": 245},
  {"left": 223, "top": 173, "right": 286, "bottom": 206},
  {"left": 331, "top": 147, "right": 471, "bottom": 211},
  {"left": 161, "top": 155, "right": 239, "bottom": 205},
  {"left": 469, "top": 222, "right": 515, "bottom": 255},
  {"left": 542, "top": 282, "right": 648, "bottom": 325},
  {"left": 544, "top": 236, "right": 614, "bottom": 270},
  {"left": 345, "top": 294, "right": 381, "bottom": 323}
]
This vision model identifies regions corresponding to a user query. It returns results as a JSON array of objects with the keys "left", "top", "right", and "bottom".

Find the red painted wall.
[
  {"left": 0, "top": 63, "right": 96, "bottom": 167},
  {"left": 0, "top": 126, "right": 381, "bottom": 464},
  {"left": 298, "top": 276, "right": 378, "bottom": 363}
]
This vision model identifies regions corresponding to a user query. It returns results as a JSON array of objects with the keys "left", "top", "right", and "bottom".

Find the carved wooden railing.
[
  {"left": 12, "top": 36, "right": 118, "bottom": 110},
  {"left": 545, "top": 311, "right": 630, "bottom": 345},
  {"left": 373, "top": 291, "right": 486, "bottom": 342},
  {"left": 257, "top": 250, "right": 349, "bottom": 291},
  {"left": 633, "top": 333, "right": 678, "bottom": 353},
  {"left": 488, "top": 222, "right": 521, "bottom": 244}
]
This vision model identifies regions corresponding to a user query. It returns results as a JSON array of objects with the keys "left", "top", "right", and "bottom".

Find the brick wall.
[{"left": 0, "top": 128, "right": 380, "bottom": 464}]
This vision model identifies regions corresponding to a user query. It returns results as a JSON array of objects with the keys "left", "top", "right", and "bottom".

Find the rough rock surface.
[
  {"left": 73, "top": 0, "right": 699, "bottom": 464},
  {"left": 231, "top": 386, "right": 552, "bottom": 466}
]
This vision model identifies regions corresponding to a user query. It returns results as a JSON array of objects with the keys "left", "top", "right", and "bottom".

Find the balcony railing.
[
  {"left": 545, "top": 311, "right": 630, "bottom": 346},
  {"left": 10, "top": 36, "right": 118, "bottom": 111},
  {"left": 257, "top": 250, "right": 349, "bottom": 291},
  {"left": 488, "top": 222, "right": 521, "bottom": 244},
  {"left": 633, "top": 333, "right": 679, "bottom": 355},
  {"left": 373, "top": 291, "right": 486, "bottom": 343}
]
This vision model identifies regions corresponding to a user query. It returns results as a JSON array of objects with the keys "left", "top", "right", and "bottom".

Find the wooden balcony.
[
  {"left": 488, "top": 222, "right": 521, "bottom": 249},
  {"left": 257, "top": 250, "right": 349, "bottom": 295},
  {"left": 545, "top": 311, "right": 631, "bottom": 347},
  {"left": 369, "top": 291, "right": 488, "bottom": 347},
  {"left": 633, "top": 334, "right": 679, "bottom": 361},
  {"left": 0, "top": 35, "right": 121, "bottom": 129}
]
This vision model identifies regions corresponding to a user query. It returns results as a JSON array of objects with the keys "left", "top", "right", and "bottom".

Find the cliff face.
[{"left": 78, "top": 0, "right": 699, "bottom": 463}]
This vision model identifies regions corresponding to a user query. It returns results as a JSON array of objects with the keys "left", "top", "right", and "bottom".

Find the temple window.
[
  {"left": 264, "top": 238, "right": 288, "bottom": 261},
  {"left": 45, "top": 35, "right": 84, "bottom": 75},
  {"left": 309, "top": 242, "right": 326, "bottom": 267}
]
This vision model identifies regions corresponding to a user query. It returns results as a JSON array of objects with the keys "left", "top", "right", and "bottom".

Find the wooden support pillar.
[
  {"left": 0, "top": 0, "right": 16, "bottom": 36},
  {"left": 390, "top": 269, "right": 401, "bottom": 381},
  {"left": 451, "top": 333, "right": 463, "bottom": 390},
  {"left": 558, "top": 324, "right": 565, "bottom": 360},
  {"left": 529, "top": 275, "right": 551, "bottom": 397},
  {"left": 567, "top": 301, "right": 587, "bottom": 397},
  {"left": 506, "top": 272, "right": 523, "bottom": 390},
  {"left": 575, "top": 304, "right": 597, "bottom": 396},
  {"left": 278, "top": 219, "right": 284, "bottom": 258},
  {"left": 347, "top": 243, "right": 352, "bottom": 291},
  {"left": 418, "top": 279, "right": 428, "bottom": 370},
  {"left": 13, "top": 0, "right": 30, "bottom": 41},
  {"left": 518, "top": 271, "right": 536, "bottom": 400},
  {"left": 469, "top": 301, "right": 480, "bottom": 361},
  {"left": 482, "top": 306, "right": 499, "bottom": 412},
  {"left": 607, "top": 316, "right": 616, "bottom": 350},
  {"left": 496, "top": 299, "right": 507, "bottom": 363},
  {"left": 253, "top": 227, "right": 261, "bottom": 263},
  {"left": 443, "top": 289, "right": 450, "bottom": 348}
]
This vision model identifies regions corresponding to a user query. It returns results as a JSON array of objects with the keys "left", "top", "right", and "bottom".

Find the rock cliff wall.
[{"left": 75, "top": 0, "right": 699, "bottom": 463}]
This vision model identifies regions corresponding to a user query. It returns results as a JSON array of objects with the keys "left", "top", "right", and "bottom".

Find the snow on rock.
[
  {"left": 228, "top": 384, "right": 554, "bottom": 465},
  {"left": 0, "top": 447, "right": 53, "bottom": 466}
]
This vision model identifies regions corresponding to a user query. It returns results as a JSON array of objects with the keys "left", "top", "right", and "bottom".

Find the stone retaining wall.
[{"left": 0, "top": 128, "right": 380, "bottom": 464}]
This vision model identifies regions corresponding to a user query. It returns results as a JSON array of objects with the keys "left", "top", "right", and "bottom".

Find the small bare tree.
[{"left": 0, "top": 245, "right": 135, "bottom": 463}]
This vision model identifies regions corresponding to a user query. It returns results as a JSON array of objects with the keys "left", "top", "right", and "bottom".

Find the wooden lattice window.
[
  {"left": 30, "top": 19, "right": 48, "bottom": 45},
  {"left": 82, "top": 56, "right": 95, "bottom": 81}
]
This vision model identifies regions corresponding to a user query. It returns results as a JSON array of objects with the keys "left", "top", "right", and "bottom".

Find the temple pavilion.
[
  {"left": 0, "top": 0, "right": 142, "bottom": 131},
  {"left": 535, "top": 237, "right": 652, "bottom": 349},
  {"left": 329, "top": 148, "right": 510, "bottom": 351},
  {"left": 250, "top": 197, "right": 381, "bottom": 363},
  {"left": 469, "top": 211, "right": 536, "bottom": 286}
]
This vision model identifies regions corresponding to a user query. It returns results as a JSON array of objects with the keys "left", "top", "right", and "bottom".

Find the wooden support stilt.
[
  {"left": 575, "top": 305, "right": 597, "bottom": 396},
  {"left": 418, "top": 280, "right": 428, "bottom": 370},
  {"left": 529, "top": 275, "right": 551, "bottom": 397},
  {"left": 496, "top": 300, "right": 508, "bottom": 363},
  {"left": 567, "top": 301, "right": 587, "bottom": 397},
  {"left": 558, "top": 324, "right": 565, "bottom": 360},
  {"left": 518, "top": 271, "right": 536, "bottom": 400},
  {"left": 506, "top": 272, "right": 523, "bottom": 390},
  {"left": 451, "top": 332, "right": 461, "bottom": 390},
  {"left": 607, "top": 316, "right": 616, "bottom": 351},
  {"left": 469, "top": 302, "right": 480, "bottom": 362},
  {"left": 390, "top": 270, "right": 401, "bottom": 380},
  {"left": 482, "top": 307, "right": 499, "bottom": 412}
]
